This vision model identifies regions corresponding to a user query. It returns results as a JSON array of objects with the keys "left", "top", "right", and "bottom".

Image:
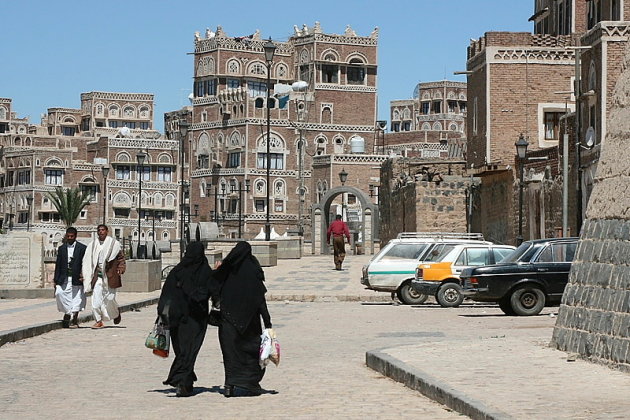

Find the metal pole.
[
  {"left": 562, "top": 99, "right": 569, "bottom": 237},
  {"left": 265, "top": 62, "right": 272, "bottom": 241},
  {"left": 138, "top": 162, "right": 142, "bottom": 244},
  {"left": 180, "top": 132, "right": 185, "bottom": 259},
  {"left": 574, "top": 50, "right": 583, "bottom": 233},
  {"left": 298, "top": 132, "right": 304, "bottom": 236},
  {"left": 152, "top": 210, "right": 155, "bottom": 241},
  {"left": 517, "top": 159, "right": 524, "bottom": 245},
  {"left": 238, "top": 183, "right": 242, "bottom": 239},
  {"left": 102, "top": 177, "right": 107, "bottom": 224}
]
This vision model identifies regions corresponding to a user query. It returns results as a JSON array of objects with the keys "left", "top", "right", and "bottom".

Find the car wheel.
[
  {"left": 498, "top": 296, "right": 516, "bottom": 315},
  {"left": 397, "top": 282, "right": 428, "bottom": 305},
  {"left": 436, "top": 282, "right": 464, "bottom": 308},
  {"left": 510, "top": 286, "right": 545, "bottom": 316}
]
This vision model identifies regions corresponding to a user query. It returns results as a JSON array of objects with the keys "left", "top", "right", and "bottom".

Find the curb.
[
  {"left": 267, "top": 294, "right": 392, "bottom": 302},
  {"left": 0, "top": 297, "right": 159, "bottom": 348},
  {"left": 365, "top": 349, "right": 512, "bottom": 420}
]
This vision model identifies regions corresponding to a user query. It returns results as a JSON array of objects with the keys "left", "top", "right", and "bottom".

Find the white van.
[{"left": 360, "top": 232, "right": 488, "bottom": 304}]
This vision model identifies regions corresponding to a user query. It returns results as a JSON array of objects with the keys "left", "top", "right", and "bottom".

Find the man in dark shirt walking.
[{"left": 326, "top": 214, "right": 351, "bottom": 270}]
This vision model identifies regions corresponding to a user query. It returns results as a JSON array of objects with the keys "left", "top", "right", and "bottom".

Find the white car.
[{"left": 360, "top": 232, "right": 489, "bottom": 304}]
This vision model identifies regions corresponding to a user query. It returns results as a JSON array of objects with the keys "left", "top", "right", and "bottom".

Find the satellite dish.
[
  {"left": 187, "top": 93, "right": 194, "bottom": 104},
  {"left": 118, "top": 126, "right": 131, "bottom": 137},
  {"left": 376, "top": 121, "right": 387, "bottom": 129},
  {"left": 585, "top": 126, "right": 595, "bottom": 148}
]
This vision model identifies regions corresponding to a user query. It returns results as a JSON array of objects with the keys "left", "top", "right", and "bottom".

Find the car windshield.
[
  {"left": 500, "top": 242, "right": 538, "bottom": 263},
  {"left": 379, "top": 243, "right": 430, "bottom": 261}
]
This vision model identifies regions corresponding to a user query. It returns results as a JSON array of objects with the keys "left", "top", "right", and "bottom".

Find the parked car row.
[{"left": 361, "top": 232, "right": 579, "bottom": 316}]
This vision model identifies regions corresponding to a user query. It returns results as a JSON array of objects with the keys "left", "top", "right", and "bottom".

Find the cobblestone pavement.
[
  {"left": 2, "top": 254, "right": 630, "bottom": 419},
  {"left": 0, "top": 301, "right": 462, "bottom": 420}
]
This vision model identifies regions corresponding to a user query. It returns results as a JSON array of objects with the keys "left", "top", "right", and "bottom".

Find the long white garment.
[
  {"left": 92, "top": 278, "right": 119, "bottom": 322},
  {"left": 55, "top": 244, "right": 85, "bottom": 314},
  {"left": 82, "top": 236, "right": 122, "bottom": 322},
  {"left": 55, "top": 282, "right": 86, "bottom": 314}
]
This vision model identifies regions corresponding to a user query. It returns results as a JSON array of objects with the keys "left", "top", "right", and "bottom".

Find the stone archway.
[{"left": 311, "top": 186, "right": 379, "bottom": 255}]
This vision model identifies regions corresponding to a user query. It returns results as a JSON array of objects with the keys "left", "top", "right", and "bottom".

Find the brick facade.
[{"left": 185, "top": 24, "right": 382, "bottom": 240}]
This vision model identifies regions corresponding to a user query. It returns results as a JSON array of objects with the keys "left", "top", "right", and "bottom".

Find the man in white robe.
[
  {"left": 53, "top": 227, "right": 87, "bottom": 328},
  {"left": 82, "top": 224, "right": 126, "bottom": 329}
]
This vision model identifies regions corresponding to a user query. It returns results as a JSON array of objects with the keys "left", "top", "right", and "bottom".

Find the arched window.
[
  {"left": 588, "top": 62, "right": 597, "bottom": 91},
  {"left": 449, "top": 123, "right": 458, "bottom": 131},
  {"left": 347, "top": 58, "right": 365, "bottom": 85},
  {"left": 95, "top": 103, "right": 104, "bottom": 116},
  {"left": 392, "top": 110, "right": 400, "bottom": 121},
  {"left": 432, "top": 122, "right": 443, "bottom": 131},
  {"left": 139, "top": 106, "right": 150, "bottom": 118},
  {"left": 274, "top": 179, "right": 286, "bottom": 197},
  {"left": 334, "top": 137, "right": 344, "bottom": 154},
  {"left": 0, "top": 106, "right": 7, "bottom": 119},
  {"left": 256, "top": 134, "right": 285, "bottom": 169},
  {"left": 123, "top": 106, "right": 135, "bottom": 118},
  {"left": 227, "top": 59, "right": 241, "bottom": 74},
  {"left": 275, "top": 63, "right": 288, "bottom": 78},
  {"left": 108, "top": 105, "right": 119, "bottom": 117},
  {"left": 321, "top": 106, "right": 332, "bottom": 124},
  {"left": 315, "top": 136, "right": 327, "bottom": 155},
  {"left": 248, "top": 61, "right": 266, "bottom": 76}
]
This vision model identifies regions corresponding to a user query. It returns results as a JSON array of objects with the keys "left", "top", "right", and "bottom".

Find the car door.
[
  {"left": 533, "top": 241, "right": 575, "bottom": 300},
  {"left": 452, "top": 246, "right": 491, "bottom": 276}
]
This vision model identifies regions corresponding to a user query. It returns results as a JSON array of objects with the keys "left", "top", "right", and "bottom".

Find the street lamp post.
[
  {"left": 136, "top": 151, "right": 147, "bottom": 257},
  {"left": 101, "top": 165, "right": 110, "bottom": 224},
  {"left": 178, "top": 119, "right": 190, "bottom": 259},
  {"left": 231, "top": 179, "right": 250, "bottom": 239},
  {"left": 376, "top": 120, "right": 387, "bottom": 154},
  {"left": 26, "top": 195, "right": 33, "bottom": 232},
  {"left": 515, "top": 133, "right": 529, "bottom": 246},
  {"left": 339, "top": 168, "right": 348, "bottom": 221},
  {"left": 263, "top": 37, "right": 276, "bottom": 241}
]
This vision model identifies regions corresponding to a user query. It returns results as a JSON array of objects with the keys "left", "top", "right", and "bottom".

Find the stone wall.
[{"left": 551, "top": 41, "right": 630, "bottom": 372}]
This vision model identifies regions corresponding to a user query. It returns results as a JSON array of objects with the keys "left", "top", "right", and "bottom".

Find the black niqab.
[
  {"left": 158, "top": 241, "right": 212, "bottom": 326},
  {"left": 215, "top": 241, "right": 267, "bottom": 334}
]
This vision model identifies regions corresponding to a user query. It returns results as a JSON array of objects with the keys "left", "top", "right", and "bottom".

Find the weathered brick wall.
[
  {"left": 379, "top": 158, "right": 469, "bottom": 243},
  {"left": 551, "top": 41, "right": 630, "bottom": 372},
  {"left": 471, "top": 170, "right": 513, "bottom": 245},
  {"left": 415, "top": 177, "right": 468, "bottom": 233}
]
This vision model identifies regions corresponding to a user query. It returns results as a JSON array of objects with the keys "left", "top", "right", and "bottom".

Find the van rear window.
[{"left": 380, "top": 244, "right": 429, "bottom": 261}]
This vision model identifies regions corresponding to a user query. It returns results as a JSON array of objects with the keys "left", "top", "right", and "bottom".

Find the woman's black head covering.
[
  {"left": 158, "top": 241, "right": 212, "bottom": 325},
  {"left": 217, "top": 241, "right": 267, "bottom": 334}
]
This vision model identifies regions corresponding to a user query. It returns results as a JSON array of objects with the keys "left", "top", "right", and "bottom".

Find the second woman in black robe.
[
  {"left": 157, "top": 241, "right": 212, "bottom": 397},
  {"left": 212, "top": 241, "right": 272, "bottom": 397}
]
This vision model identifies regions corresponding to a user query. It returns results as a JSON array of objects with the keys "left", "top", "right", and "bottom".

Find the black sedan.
[{"left": 460, "top": 238, "right": 578, "bottom": 316}]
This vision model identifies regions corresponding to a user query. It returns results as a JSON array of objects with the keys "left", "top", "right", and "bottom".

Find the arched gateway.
[{"left": 311, "top": 186, "right": 379, "bottom": 255}]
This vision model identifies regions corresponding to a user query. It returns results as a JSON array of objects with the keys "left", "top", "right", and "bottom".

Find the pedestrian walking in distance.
[
  {"left": 53, "top": 227, "right": 87, "bottom": 328},
  {"left": 81, "top": 224, "right": 126, "bottom": 329},
  {"left": 326, "top": 214, "right": 351, "bottom": 270},
  {"left": 213, "top": 241, "right": 272, "bottom": 397},
  {"left": 158, "top": 241, "right": 215, "bottom": 398}
]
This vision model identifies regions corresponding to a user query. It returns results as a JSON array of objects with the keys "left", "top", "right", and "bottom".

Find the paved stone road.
[{"left": 0, "top": 301, "right": 462, "bottom": 420}]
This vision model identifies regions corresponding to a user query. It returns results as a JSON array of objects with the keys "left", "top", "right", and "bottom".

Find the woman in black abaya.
[
  {"left": 158, "top": 241, "right": 213, "bottom": 397},
  {"left": 213, "top": 241, "right": 272, "bottom": 397}
]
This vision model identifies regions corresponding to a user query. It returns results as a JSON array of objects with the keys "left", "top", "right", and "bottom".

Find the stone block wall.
[{"left": 551, "top": 41, "right": 630, "bottom": 372}]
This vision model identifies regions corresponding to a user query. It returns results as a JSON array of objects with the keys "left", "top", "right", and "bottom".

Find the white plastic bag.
[{"left": 259, "top": 328, "right": 280, "bottom": 368}]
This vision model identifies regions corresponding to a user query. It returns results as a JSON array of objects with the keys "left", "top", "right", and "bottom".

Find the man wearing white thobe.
[
  {"left": 82, "top": 224, "right": 126, "bottom": 329},
  {"left": 53, "top": 227, "right": 87, "bottom": 328}
]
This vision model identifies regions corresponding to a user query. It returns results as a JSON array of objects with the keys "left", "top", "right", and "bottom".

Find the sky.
[{"left": 1, "top": 0, "right": 533, "bottom": 132}]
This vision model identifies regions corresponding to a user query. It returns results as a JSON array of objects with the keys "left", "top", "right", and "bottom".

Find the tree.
[{"left": 47, "top": 186, "right": 92, "bottom": 228}]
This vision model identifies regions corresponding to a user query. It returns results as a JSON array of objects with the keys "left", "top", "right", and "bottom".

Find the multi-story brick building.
[
  {"left": 462, "top": 1, "right": 594, "bottom": 244},
  {"left": 0, "top": 93, "right": 177, "bottom": 249},
  {"left": 572, "top": 0, "right": 630, "bottom": 225},
  {"left": 386, "top": 80, "right": 466, "bottom": 159},
  {"left": 185, "top": 23, "right": 384, "bottom": 240}
]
